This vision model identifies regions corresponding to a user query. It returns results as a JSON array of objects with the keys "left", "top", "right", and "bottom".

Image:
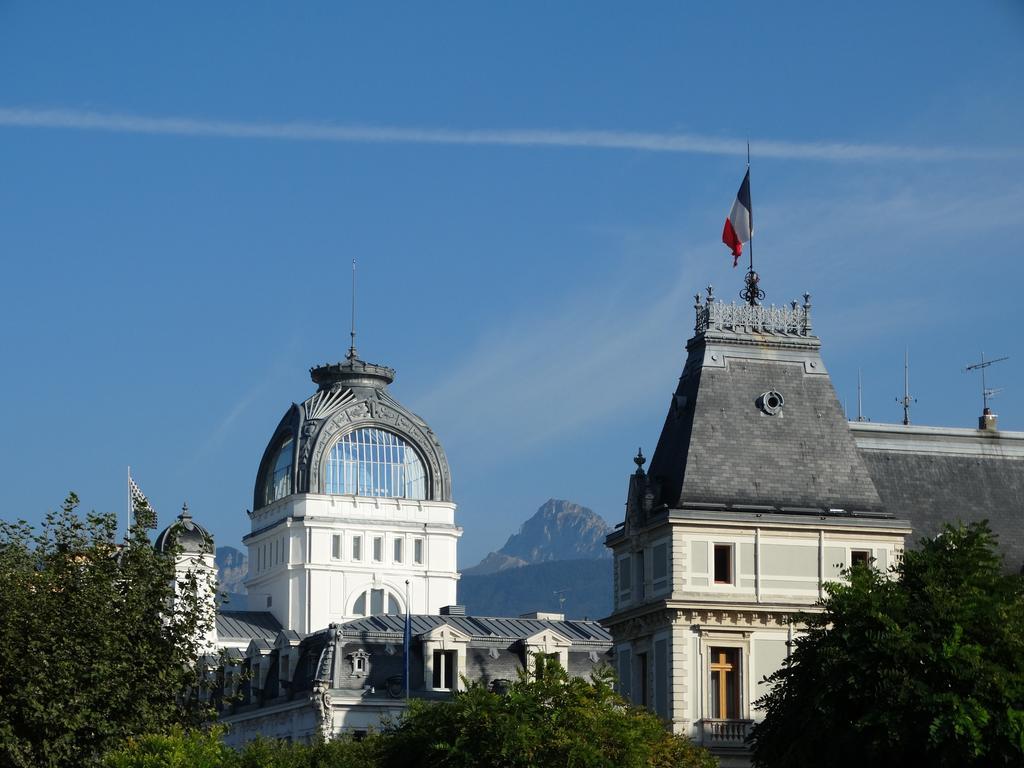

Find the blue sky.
[{"left": 1, "top": 2, "right": 1022, "bottom": 565}]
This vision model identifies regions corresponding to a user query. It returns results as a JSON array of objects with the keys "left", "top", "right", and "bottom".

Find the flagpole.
[{"left": 747, "top": 142, "right": 753, "bottom": 275}]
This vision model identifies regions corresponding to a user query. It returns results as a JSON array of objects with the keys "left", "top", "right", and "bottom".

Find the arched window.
[
  {"left": 265, "top": 437, "right": 294, "bottom": 505},
  {"left": 324, "top": 428, "right": 426, "bottom": 500},
  {"left": 352, "top": 588, "right": 402, "bottom": 617}
]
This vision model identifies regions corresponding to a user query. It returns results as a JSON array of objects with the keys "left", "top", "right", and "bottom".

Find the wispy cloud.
[
  {"left": 411, "top": 263, "right": 699, "bottom": 464},
  {"left": 0, "top": 106, "right": 1019, "bottom": 162}
]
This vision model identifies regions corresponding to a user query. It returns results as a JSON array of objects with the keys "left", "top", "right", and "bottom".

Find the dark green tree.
[
  {"left": 0, "top": 494, "right": 216, "bottom": 767},
  {"left": 376, "top": 657, "right": 717, "bottom": 768},
  {"left": 751, "top": 522, "right": 1024, "bottom": 768}
]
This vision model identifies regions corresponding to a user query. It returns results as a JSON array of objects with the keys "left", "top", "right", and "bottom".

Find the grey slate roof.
[
  {"left": 853, "top": 424, "right": 1024, "bottom": 570},
  {"left": 216, "top": 610, "right": 283, "bottom": 642},
  {"left": 339, "top": 614, "right": 611, "bottom": 644},
  {"left": 647, "top": 305, "right": 884, "bottom": 516}
]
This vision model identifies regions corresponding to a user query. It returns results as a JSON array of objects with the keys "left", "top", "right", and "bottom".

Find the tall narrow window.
[
  {"left": 373, "top": 537, "right": 383, "bottom": 562},
  {"left": 714, "top": 544, "right": 733, "bottom": 584},
  {"left": 370, "top": 588, "right": 384, "bottom": 615},
  {"left": 709, "top": 648, "right": 740, "bottom": 719},
  {"left": 332, "top": 534, "right": 341, "bottom": 560},
  {"left": 636, "top": 652, "right": 649, "bottom": 706},
  {"left": 635, "top": 550, "right": 646, "bottom": 599},
  {"left": 432, "top": 649, "right": 457, "bottom": 690},
  {"left": 618, "top": 555, "right": 633, "bottom": 602},
  {"left": 394, "top": 538, "right": 403, "bottom": 563},
  {"left": 652, "top": 542, "right": 669, "bottom": 593},
  {"left": 352, "top": 535, "right": 362, "bottom": 561},
  {"left": 413, "top": 538, "right": 424, "bottom": 565},
  {"left": 265, "top": 437, "right": 294, "bottom": 505},
  {"left": 324, "top": 428, "right": 427, "bottom": 499}
]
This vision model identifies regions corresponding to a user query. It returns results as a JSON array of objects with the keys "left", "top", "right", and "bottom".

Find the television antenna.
[{"left": 965, "top": 353, "right": 1009, "bottom": 412}]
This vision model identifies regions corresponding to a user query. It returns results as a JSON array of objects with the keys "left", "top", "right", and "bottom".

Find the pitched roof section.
[
  {"left": 338, "top": 614, "right": 611, "bottom": 644},
  {"left": 647, "top": 291, "right": 885, "bottom": 516},
  {"left": 853, "top": 422, "right": 1024, "bottom": 569},
  {"left": 216, "top": 610, "right": 283, "bottom": 642}
]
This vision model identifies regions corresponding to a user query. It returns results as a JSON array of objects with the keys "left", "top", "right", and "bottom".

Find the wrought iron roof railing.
[{"left": 694, "top": 286, "right": 813, "bottom": 337}]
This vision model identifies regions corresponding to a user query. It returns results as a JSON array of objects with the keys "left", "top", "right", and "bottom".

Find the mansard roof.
[
  {"left": 853, "top": 422, "right": 1024, "bottom": 570},
  {"left": 339, "top": 613, "right": 611, "bottom": 645},
  {"left": 645, "top": 289, "right": 885, "bottom": 517}
]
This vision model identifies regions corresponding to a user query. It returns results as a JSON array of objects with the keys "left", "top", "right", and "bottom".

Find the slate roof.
[
  {"left": 853, "top": 423, "right": 1024, "bottom": 570},
  {"left": 339, "top": 614, "right": 611, "bottom": 644},
  {"left": 647, "top": 303, "right": 884, "bottom": 516},
  {"left": 216, "top": 610, "right": 283, "bottom": 642}
]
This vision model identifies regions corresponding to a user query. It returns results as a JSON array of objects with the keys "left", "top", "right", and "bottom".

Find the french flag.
[{"left": 722, "top": 169, "right": 752, "bottom": 267}]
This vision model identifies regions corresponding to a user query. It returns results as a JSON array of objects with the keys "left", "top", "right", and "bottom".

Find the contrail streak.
[{"left": 0, "top": 106, "right": 1017, "bottom": 162}]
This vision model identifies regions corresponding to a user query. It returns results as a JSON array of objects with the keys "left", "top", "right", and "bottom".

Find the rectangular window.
[
  {"left": 352, "top": 535, "right": 362, "bottom": 561},
  {"left": 709, "top": 647, "right": 740, "bottom": 719},
  {"left": 635, "top": 550, "right": 646, "bottom": 599},
  {"left": 713, "top": 544, "right": 733, "bottom": 584},
  {"left": 332, "top": 534, "right": 341, "bottom": 560},
  {"left": 636, "top": 652, "right": 649, "bottom": 706},
  {"left": 414, "top": 538, "right": 424, "bottom": 565},
  {"left": 618, "top": 555, "right": 633, "bottom": 602},
  {"left": 654, "top": 638, "right": 669, "bottom": 717},
  {"left": 370, "top": 588, "right": 384, "bottom": 615},
  {"left": 432, "top": 649, "right": 457, "bottom": 690},
  {"left": 851, "top": 549, "right": 871, "bottom": 568},
  {"left": 394, "top": 538, "right": 403, "bottom": 563},
  {"left": 373, "top": 536, "right": 383, "bottom": 562},
  {"left": 652, "top": 542, "right": 669, "bottom": 593},
  {"left": 617, "top": 647, "right": 632, "bottom": 700}
]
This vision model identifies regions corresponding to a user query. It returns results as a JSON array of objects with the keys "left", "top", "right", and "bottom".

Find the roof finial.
[
  {"left": 180, "top": 502, "right": 191, "bottom": 520},
  {"left": 634, "top": 447, "right": 646, "bottom": 473},
  {"left": 348, "top": 258, "right": 358, "bottom": 361}
]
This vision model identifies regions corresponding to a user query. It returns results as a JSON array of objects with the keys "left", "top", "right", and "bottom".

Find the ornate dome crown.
[{"left": 253, "top": 351, "right": 452, "bottom": 510}]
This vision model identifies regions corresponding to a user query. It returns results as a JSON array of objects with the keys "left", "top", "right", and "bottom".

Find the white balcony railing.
[{"left": 699, "top": 718, "right": 755, "bottom": 749}]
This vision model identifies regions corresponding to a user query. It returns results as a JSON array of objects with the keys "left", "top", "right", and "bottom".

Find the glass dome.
[{"left": 324, "top": 427, "right": 426, "bottom": 500}]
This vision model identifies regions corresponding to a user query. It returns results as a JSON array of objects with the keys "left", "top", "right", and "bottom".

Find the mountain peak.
[{"left": 464, "top": 499, "right": 610, "bottom": 575}]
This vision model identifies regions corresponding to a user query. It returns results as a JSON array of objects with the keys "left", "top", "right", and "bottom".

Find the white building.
[{"left": 242, "top": 348, "right": 461, "bottom": 634}]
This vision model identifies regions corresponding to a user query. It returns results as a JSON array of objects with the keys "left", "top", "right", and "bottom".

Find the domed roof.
[
  {"left": 253, "top": 350, "right": 453, "bottom": 510},
  {"left": 155, "top": 503, "right": 213, "bottom": 555}
]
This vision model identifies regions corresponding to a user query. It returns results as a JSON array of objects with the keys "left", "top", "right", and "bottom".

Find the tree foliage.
[
  {"left": 751, "top": 522, "right": 1024, "bottom": 768},
  {"left": 376, "top": 658, "right": 717, "bottom": 768},
  {"left": 0, "top": 494, "right": 215, "bottom": 767},
  {"left": 104, "top": 661, "right": 715, "bottom": 768}
]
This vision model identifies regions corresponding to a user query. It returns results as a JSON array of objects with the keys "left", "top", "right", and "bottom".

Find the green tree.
[
  {"left": 377, "top": 657, "right": 717, "bottom": 768},
  {"left": 0, "top": 494, "right": 216, "bottom": 767},
  {"left": 751, "top": 522, "right": 1024, "bottom": 768}
]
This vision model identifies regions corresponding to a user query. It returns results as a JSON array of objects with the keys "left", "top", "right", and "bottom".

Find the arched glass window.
[
  {"left": 265, "top": 437, "right": 294, "bottom": 505},
  {"left": 352, "top": 588, "right": 402, "bottom": 617},
  {"left": 325, "top": 428, "right": 426, "bottom": 500}
]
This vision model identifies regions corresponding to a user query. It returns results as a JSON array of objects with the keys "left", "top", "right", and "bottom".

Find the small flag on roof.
[
  {"left": 722, "top": 169, "right": 752, "bottom": 267},
  {"left": 128, "top": 469, "right": 158, "bottom": 530}
]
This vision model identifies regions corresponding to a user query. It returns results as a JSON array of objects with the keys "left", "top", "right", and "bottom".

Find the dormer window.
[
  {"left": 264, "top": 437, "right": 294, "bottom": 505},
  {"left": 324, "top": 428, "right": 427, "bottom": 499}
]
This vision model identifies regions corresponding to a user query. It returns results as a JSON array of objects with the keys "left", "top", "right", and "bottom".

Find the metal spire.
[
  {"left": 348, "top": 258, "right": 358, "bottom": 360},
  {"left": 896, "top": 348, "right": 916, "bottom": 425},
  {"left": 855, "top": 369, "right": 869, "bottom": 422}
]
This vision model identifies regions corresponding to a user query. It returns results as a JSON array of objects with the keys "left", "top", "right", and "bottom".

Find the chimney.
[{"left": 979, "top": 407, "right": 998, "bottom": 431}]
